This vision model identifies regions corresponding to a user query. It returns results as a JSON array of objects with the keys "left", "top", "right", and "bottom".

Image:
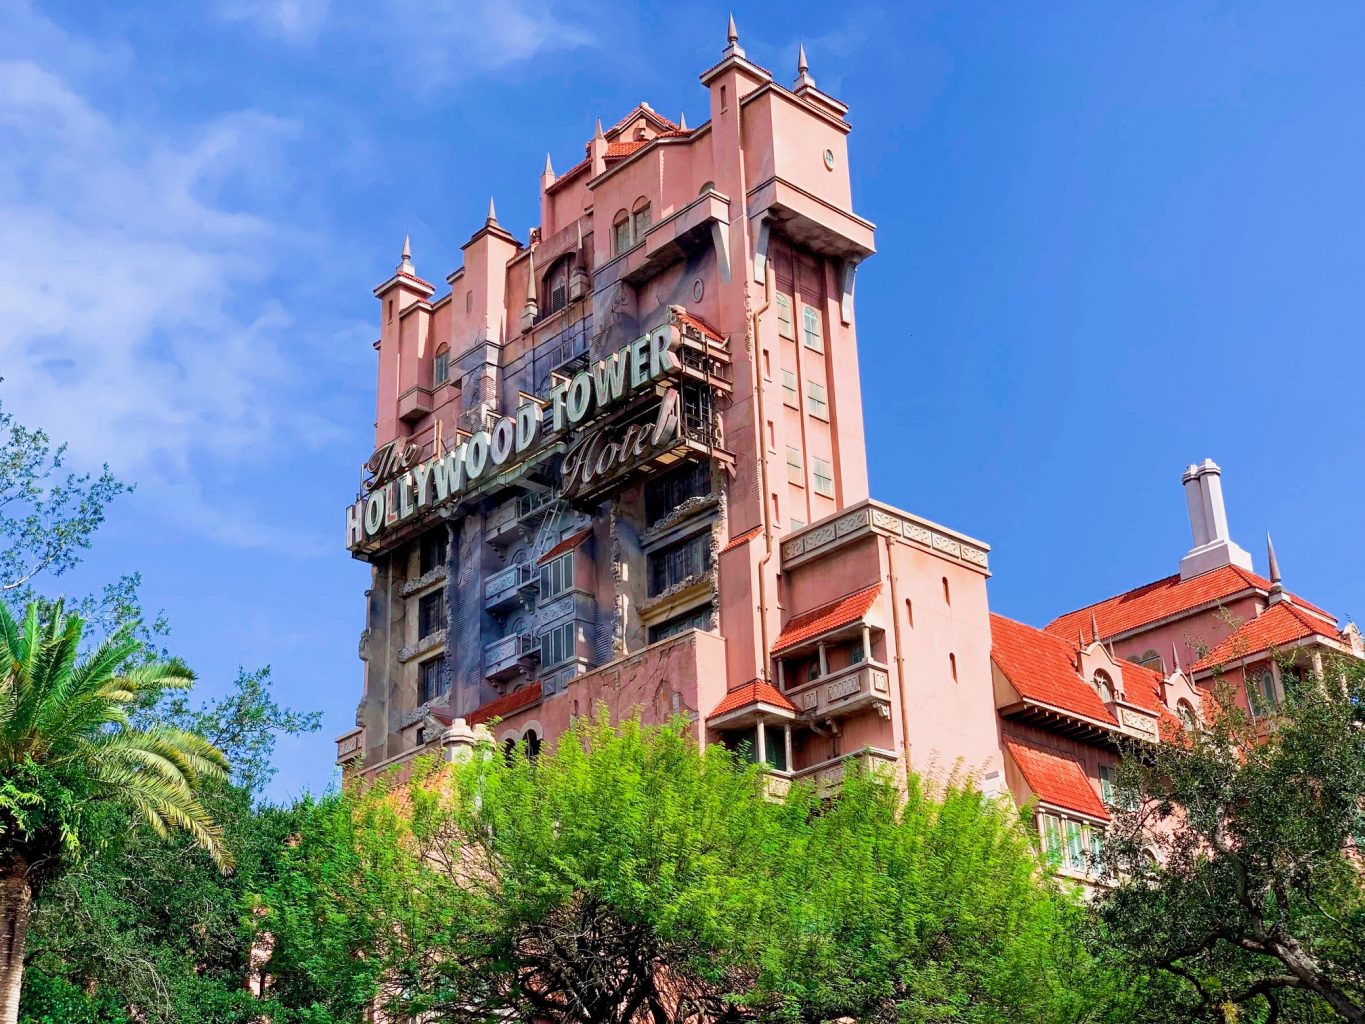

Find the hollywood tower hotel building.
[{"left": 336, "top": 22, "right": 1006, "bottom": 790}]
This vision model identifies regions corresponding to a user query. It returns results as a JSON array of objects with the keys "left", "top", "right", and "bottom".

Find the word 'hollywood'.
[{"left": 345, "top": 328, "right": 681, "bottom": 548}]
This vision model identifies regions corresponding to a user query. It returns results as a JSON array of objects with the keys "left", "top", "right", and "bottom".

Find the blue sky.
[{"left": 3, "top": 0, "right": 1362, "bottom": 802}]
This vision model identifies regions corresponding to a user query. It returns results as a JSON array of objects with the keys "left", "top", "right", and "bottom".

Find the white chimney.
[{"left": 1179, "top": 458, "right": 1252, "bottom": 580}]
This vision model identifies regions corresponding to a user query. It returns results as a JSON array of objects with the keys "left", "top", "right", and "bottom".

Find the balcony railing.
[
  {"left": 484, "top": 631, "right": 537, "bottom": 678},
  {"left": 793, "top": 747, "right": 898, "bottom": 799},
  {"left": 484, "top": 562, "right": 534, "bottom": 609},
  {"left": 785, "top": 662, "right": 891, "bottom": 721}
]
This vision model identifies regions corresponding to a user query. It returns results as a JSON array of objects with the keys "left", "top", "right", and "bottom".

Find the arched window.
[
  {"left": 612, "top": 210, "right": 631, "bottom": 255},
  {"left": 523, "top": 729, "right": 541, "bottom": 760},
  {"left": 544, "top": 257, "right": 570, "bottom": 315},
  {"left": 698, "top": 180, "right": 715, "bottom": 195},
  {"left": 1176, "top": 698, "right": 1198, "bottom": 730},
  {"left": 433, "top": 345, "right": 450, "bottom": 387},
  {"left": 1094, "top": 670, "right": 1115, "bottom": 703},
  {"left": 631, "top": 198, "right": 651, "bottom": 243}
]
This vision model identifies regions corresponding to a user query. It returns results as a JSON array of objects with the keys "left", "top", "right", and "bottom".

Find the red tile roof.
[
  {"left": 537, "top": 527, "right": 593, "bottom": 565},
  {"left": 1045, "top": 565, "right": 1332, "bottom": 643},
  {"left": 992, "top": 614, "right": 1118, "bottom": 724},
  {"left": 468, "top": 681, "right": 543, "bottom": 726},
  {"left": 1003, "top": 737, "right": 1110, "bottom": 820},
  {"left": 675, "top": 309, "right": 727, "bottom": 342},
  {"left": 606, "top": 140, "right": 647, "bottom": 159},
  {"left": 1192, "top": 602, "right": 1342, "bottom": 672},
  {"left": 719, "top": 526, "right": 761, "bottom": 554},
  {"left": 771, "top": 584, "right": 881, "bottom": 654},
  {"left": 707, "top": 679, "right": 796, "bottom": 719}
]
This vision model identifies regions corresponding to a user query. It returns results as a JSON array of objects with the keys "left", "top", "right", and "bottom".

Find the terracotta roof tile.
[
  {"left": 991, "top": 614, "right": 1117, "bottom": 725},
  {"left": 606, "top": 140, "right": 647, "bottom": 159},
  {"left": 468, "top": 681, "right": 542, "bottom": 726},
  {"left": 1003, "top": 737, "right": 1110, "bottom": 820},
  {"left": 1045, "top": 565, "right": 1332, "bottom": 642},
  {"left": 772, "top": 584, "right": 881, "bottom": 654},
  {"left": 537, "top": 527, "right": 592, "bottom": 565},
  {"left": 707, "top": 679, "right": 796, "bottom": 719},
  {"left": 1193, "top": 602, "right": 1342, "bottom": 672},
  {"left": 720, "top": 526, "right": 761, "bottom": 554},
  {"left": 674, "top": 309, "right": 727, "bottom": 341}
]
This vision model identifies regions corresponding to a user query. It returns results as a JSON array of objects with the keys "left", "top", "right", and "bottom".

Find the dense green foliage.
[{"left": 1098, "top": 658, "right": 1365, "bottom": 1023}]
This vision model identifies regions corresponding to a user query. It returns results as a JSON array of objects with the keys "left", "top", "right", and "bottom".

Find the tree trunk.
[{"left": 0, "top": 858, "right": 32, "bottom": 1024}]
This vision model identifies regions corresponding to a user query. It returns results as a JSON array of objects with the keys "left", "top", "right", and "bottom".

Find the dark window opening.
[
  {"left": 647, "top": 532, "right": 711, "bottom": 597},
  {"left": 648, "top": 603, "right": 714, "bottom": 644},
  {"left": 418, "top": 590, "right": 446, "bottom": 639},
  {"left": 644, "top": 460, "right": 711, "bottom": 524},
  {"left": 723, "top": 726, "right": 787, "bottom": 772},
  {"left": 419, "top": 657, "right": 445, "bottom": 704},
  {"left": 419, "top": 529, "right": 446, "bottom": 575}
]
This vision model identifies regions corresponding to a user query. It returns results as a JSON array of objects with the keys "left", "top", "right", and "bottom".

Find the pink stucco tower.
[{"left": 336, "top": 21, "right": 1005, "bottom": 794}]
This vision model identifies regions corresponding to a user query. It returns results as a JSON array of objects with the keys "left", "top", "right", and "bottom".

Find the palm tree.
[{"left": 0, "top": 600, "right": 231, "bottom": 1024}]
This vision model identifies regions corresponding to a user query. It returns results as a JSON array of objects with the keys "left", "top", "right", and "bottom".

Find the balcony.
[
  {"left": 517, "top": 490, "right": 556, "bottom": 523},
  {"left": 794, "top": 747, "right": 898, "bottom": 799},
  {"left": 785, "top": 662, "right": 891, "bottom": 722},
  {"left": 397, "top": 385, "right": 434, "bottom": 423},
  {"left": 335, "top": 726, "right": 364, "bottom": 767},
  {"left": 484, "top": 631, "right": 537, "bottom": 680},
  {"left": 484, "top": 562, "right": 534, "bottom": 610},
  {"left": 485, "top": 500, "right": 519, "bottom": 544}
]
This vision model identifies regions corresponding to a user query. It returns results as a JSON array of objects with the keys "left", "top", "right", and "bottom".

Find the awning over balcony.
[
  {"left": 772, "top": 584, "right": 881, "bottom": 655},
  {"left": 1003, "top": 737, "right": 1109, "bottom": 822},
  {"left": 707, "top": 679, "right": 797, "bottom": 728}
]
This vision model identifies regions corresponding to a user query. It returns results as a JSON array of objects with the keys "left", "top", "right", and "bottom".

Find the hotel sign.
[{"left": 346, "top": 327, "right": 683, "bottom": 550}]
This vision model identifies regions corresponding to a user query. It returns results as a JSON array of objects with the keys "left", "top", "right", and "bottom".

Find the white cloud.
[{"left": 219, "top": 0, "right": 331, "bottom": 44}]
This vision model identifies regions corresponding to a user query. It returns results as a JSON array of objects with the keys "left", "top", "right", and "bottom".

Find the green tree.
[
  {"left": 0, "top": 601, "right": 230, "bottom": 1024},
  {"left": 1098, "top": 658, "right": 1365, "bottom": 1023},
  {"left": 18, "top": 666, "right": 322, "bottom": 1024}
]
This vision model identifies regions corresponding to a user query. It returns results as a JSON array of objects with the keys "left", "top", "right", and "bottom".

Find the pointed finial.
[
  {"left": 1266, "top": 532, "right": 1281, "bottom": 585},
  {"left": 1170, "top": 640, "right": 1181, "bottom": 676},
  {"left": 593, "top": 117, "right": 605, "bottom": 141},
  {"left": 525, "top": 248, "right": 537, "bottom": 303},
  {"left": 575, "top": 219, "right": 584, "bottom": 251},
  {"left": 544, "top": 152, "right": 555, "bottom": 177},
  {"left": 398, "top": 234, "right": 414, "bottom": 273},
  {"left": 797, "top": 43, "right": 808, "bottom": 74},
  {"left": 1090, "top": 611, "right": 1101, "bottom": 645},
  {"left": 727, "top": 12, "right": 738, "bottom": 44},
  {"left": 486, "top": 197, "right": 498, "bottom": 225},
  {"left": 1078, "top": 628, "right": 1086, "bottom": 650},
  {"left": 678, "top": 111, "right": 688, "bottom": 131}
]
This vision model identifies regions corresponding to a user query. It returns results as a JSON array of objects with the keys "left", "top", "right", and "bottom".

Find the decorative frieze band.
[
  {"left": 398, "top": 628, "right": 446, "bottom": 664},
  {"left": 781, "top": 500, "right": 990, "bottom": 574}
]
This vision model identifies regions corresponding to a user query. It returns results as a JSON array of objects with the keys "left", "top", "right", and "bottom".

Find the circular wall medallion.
[
  {"left": 692, "top": 277, "right": 705, "bottom": 302},
  {"left": 823, "top": 148, "right": 836, "bottom": 171}
]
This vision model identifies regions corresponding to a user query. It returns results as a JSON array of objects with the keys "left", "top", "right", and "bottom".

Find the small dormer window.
[
  {"left": 1094, "top": 670, "right": 1115, "bottom": 703},
  {"left": 1176, "top": 698, "right": 1199, "bottom": 730},
  {"left": 433, "top": 345, "right": 450, "bottom": 387}
]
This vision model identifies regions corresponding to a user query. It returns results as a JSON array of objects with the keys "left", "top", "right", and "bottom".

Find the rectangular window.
[
  {"left": 781, "top": 369, "right": 798, "bottom": 407},
  {"left": 644, "top": 461, "right": 711, "bottom": 525},
  {"left": 647, "top": 532, "right": 711, "bottom": 597},
  {"left": 723, "top": 725, "right": 787, "bottom": 772},
  {"left": 801, "top": 304, "right": 823, "bottom": 352},
  {"left": 812, "top": 457, "right": 833, "bottom": 497},
  {"left": 632, "top": 204, "right": 651, "bottom": 241},
  {"left": 1064, "top": 820, "right": 1087, "bottom": 872},
  {"left": 1039, "top": 812, "right": 1063, "bottom": 862},
  {"left": 539, "top": 551, "right": 574, "bottom": 599},
  {"left": 786, "top": 446, "right": 804, "bottom": 485},
  {"left": 540, "top": 622, "right": 576, "bottom": 668},
  {"left": 775, "top": 293, "right": 795, "bottom": 339},
  {"left": 1099, "top": 764, "right": 1116, "bottom": 806},
  {"left": 613, "top": 219, "right": 631, "bottom": 255},
  {"left": 419, "top": 530, "right": 446, "bottom": 576},
  {"left": 647, "top": 603, "right": 714, "bottom": 644},
  {"left": 418, "top": 657, "right": 445, "bottom": 704},
  {"left": 807, "top": 380, "right": 828, "bottom": 420},
  {"left": 434, "top": 349, "right": 450, "bottom": 387},
  {"left": 417, "top": 590, "right": 446, "bottom": 639}
]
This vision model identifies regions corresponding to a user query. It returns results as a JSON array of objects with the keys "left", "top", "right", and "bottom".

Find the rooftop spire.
[
  {"left": 398, "top": 234, "right": 414, "bottom": 274},
  {"left": 678, "top": 110, "right": 688, "bottom": 131},
  {"left": 1090, "top": 611, "right": 1101, "bottom": 645},
  {"left": 486, "top": 197, "right": 498, "bottom": 225},
  {"left": 593, "top": 117, "right": 605, "bottom": 141},
  {"left": 797, "top": 42, "right": 808, "bottom": 73},
  {"left": 1267, "top": 532, "right": 1290, "bottom": 605},
  {"left": 722, "top": 12, "right": 745, "bottom": 58},
  {"left": 1170, "top": 640, "right": 1182, "bottom": 676},
  {"left": 794, "top": 42, "right": 816, "bottom": 90},
  {"left": 544, "top": 152, "right": 554, "bottom": 176}
]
